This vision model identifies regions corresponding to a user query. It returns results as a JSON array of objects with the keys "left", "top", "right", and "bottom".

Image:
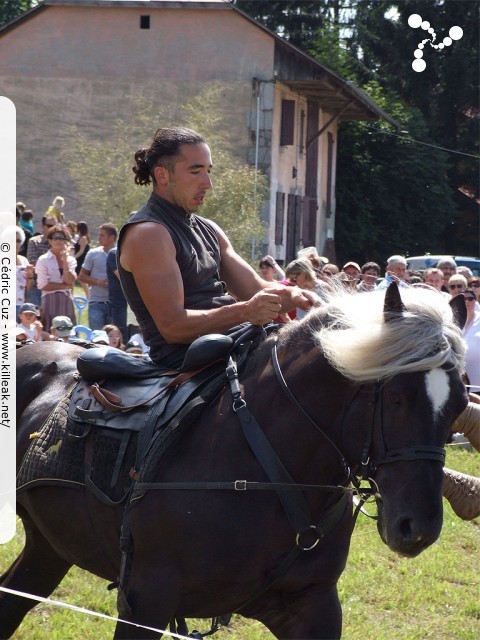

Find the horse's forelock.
[{"left": 280, "top": 287, "right": 466, "bottom": 383}]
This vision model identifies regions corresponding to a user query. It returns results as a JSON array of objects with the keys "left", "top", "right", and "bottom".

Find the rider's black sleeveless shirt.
[{"left": 117, "top": 192, "right": 236, "bottom": 368}]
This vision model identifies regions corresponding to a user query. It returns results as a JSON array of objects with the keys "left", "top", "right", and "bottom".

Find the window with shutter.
[{"left": 280, "top": 100, "right": 295, "bottom": 146}]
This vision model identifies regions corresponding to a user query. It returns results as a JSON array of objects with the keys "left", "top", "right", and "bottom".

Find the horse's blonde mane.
[{"left": 283, "top": 286, "right": 466, "bottom": 382}]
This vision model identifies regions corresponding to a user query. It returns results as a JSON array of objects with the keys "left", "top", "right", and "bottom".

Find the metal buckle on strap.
[
  {"left": 234, "top": 480, "right": 247, "bottom": 491},
  {"left": 233, "top": 398, "right": 246, "bottom": 412}
]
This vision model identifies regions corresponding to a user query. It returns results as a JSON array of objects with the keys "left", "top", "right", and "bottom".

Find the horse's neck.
[{"left": 241, "top": 341, "right": 348, "bottom": 484}]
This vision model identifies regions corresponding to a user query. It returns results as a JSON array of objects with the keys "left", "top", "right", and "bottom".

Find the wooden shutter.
[
  {"left": 274, "top": 191, "right": 285, "bottom": 245},
  {"left": 302, "top": 196, "right": 317, "bottom": 247},
  {"left": 280, "top": 100, "right": 295, "bottom": 146}
]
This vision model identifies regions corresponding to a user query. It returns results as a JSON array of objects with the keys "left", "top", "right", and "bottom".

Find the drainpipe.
[{"left": 252, "top": 79, "right": 261, "bottom": 260}]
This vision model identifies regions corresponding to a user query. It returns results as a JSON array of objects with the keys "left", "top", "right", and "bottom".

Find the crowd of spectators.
[
  {"left": 15, "top": 197, "right": 148, "bottom": 356},
  {"left": 15, "top": 198, "right": 479, "bottom": 382},
  {"left": 258, "top": 248, "right": 479, "bottom": 394}
]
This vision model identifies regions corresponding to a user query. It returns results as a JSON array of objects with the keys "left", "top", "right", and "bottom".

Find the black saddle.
[{"left": 77, "top": 333, "right": 234, "bottom": 381}]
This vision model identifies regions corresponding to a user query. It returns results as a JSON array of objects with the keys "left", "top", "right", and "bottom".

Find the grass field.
[{"left": 1, "top": 448, "right": 479, "bottom": 639}]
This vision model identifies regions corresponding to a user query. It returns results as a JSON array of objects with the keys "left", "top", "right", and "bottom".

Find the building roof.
[{"left": 1, "top": 0, "right": 404, "bottom": 130}]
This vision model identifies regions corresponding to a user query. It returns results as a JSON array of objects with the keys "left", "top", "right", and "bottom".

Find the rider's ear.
[
  {"left": 153, "top": 166, "right": 169, "bottom": 185},
  {"left": 449, "top": 294, "right": 467, "bottom": 330},
  {"left": 383, "top": 282, "right": 406, "bottom": 322}
]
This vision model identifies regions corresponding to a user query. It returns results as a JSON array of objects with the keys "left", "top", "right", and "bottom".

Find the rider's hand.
[
  {"left": 244, "top": 290, "right": 283, "bottom": 325},
  {"left": 269, "top": 285, "right": 321, "bottom": 314},
  {"left": 289, "top": 286, "right": 322, "bottom": 312}
]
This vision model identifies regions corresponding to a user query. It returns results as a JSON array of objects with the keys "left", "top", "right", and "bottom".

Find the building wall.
[
  {"left": 1, "top": 5, "right": 275, "bottom": 227},
  {"left": 268, "top": 83, "right": 338, "bottom": 263},
  {"left": 316, "top": 116, "right": 337, "bottom": 255},
  {"left": 2, "top": 5, "right": 274, "bottom": 82}
]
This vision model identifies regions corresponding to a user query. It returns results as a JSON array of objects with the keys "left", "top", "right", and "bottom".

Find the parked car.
[{"left": 406, "top": 255, "right": 480, "bottom": 276}]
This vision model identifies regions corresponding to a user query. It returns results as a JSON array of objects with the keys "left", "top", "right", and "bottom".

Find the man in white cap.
[
  {"left": 437, "top": 258, "right": 457, "bottom": 292},
  {"left": 342, "top": 261, "right": 361, "bottom": 285}
]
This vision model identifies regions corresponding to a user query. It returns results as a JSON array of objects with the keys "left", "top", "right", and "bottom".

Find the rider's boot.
[{"left": 443, "top": 468, "right": 480, "bottom": 521}]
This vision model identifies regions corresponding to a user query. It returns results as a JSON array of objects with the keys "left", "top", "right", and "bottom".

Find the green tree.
[
  {"left": 62, "top": 87, "right": 267, "bottom": 260},
  {"left": 351, "top": 0, "right": 480, "bottom": 253},
  {"left": 0, "top": 1, "right": 38, "bottom": 29},
  {"left": 335, "top": 82, "right": 456, "bottom": 264},
  {"left": 233, "top": 0, "right": 331, "bottom": 50}
]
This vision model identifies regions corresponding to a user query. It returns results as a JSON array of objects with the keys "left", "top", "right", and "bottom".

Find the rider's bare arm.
[
  {"left": 120, "top": 222, "right": 320, "bottom": 344},
  {"left": 120, "top": 222, "right": 294, "bottom": 344}
]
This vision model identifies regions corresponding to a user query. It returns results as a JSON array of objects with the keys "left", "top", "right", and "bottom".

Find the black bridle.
[
  {"left": 271, "top": 343, "right": 447, "bottom": 485},
  {"left": 360, "top": 382, "right": 446, "bottom": 482}
]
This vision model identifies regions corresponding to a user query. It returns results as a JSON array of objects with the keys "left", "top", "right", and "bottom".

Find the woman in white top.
[
  {"left": 463, "top": 288, "right": 480, "bottom": 394},
  {"left": 35, "top": 225, "right": 77, "bottom": 330}
]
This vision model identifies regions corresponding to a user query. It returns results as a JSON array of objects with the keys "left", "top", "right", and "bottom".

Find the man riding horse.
[
  {"left": 8, "top": 133, "right": 479, "bottom": 638},
  {"left": 117, "top": 126, "right": 317, "bottom": 369}
]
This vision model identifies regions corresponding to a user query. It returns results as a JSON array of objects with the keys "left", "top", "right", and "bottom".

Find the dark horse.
[{"left": 3, "top": 284, "right": 468, "bottom": 639}]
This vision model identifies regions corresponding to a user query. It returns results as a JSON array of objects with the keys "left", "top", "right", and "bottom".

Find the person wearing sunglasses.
[
  {"left": 448, "top": 274, "right": 468, "bottom": 297},
  {"left": 258, "top": 255, "right": 285, "bottom": 283},
  {"left": 318, "top": 262, "right": 339, "bottom": 282},
  {"left": 463, "top": 288, "right": 480, "bottom": 394},
  {"left": 34, "top": 224, "right": 77, "bottom": 331},
  {"left": 436, "top": 258, "right": 457, "bottom": 292},
  {"left": 467, "top": 277, "right": 480, "bottom": 303}
]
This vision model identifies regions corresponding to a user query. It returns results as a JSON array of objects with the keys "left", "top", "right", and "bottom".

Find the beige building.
[{"left": 1, "top": 0, "right": 399, "bottom": 261}]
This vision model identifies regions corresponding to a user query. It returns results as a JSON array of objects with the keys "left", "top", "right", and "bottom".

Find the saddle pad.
[
  {"left": 17, "top": 393, "right": 137, "bottom": 504},
  {"left": 17, "top": 370, "right": 228, "bottom": 505},
  {"left": 17, "top": 393, "right": 86, "bottom": 491}
]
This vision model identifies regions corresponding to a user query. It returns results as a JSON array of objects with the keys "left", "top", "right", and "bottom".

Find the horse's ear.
[
  {"left": 383, "top": 282, "right": 406, "bottom": 322},
  {"left": 449, "top": 294, "right": 467, "bottom": 330}
]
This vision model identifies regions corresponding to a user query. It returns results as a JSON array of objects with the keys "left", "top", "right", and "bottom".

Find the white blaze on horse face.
[{"left": 425, "top": 368, "right": 450, "bottom": 419}]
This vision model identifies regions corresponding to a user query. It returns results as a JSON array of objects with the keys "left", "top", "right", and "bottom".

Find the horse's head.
[{"left": 305, "top": 283, "right": 468, "bottom": 557}]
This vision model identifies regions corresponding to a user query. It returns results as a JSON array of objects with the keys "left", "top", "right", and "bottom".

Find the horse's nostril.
[{"left": 399, "top": 517, "right": 413, "bottom": 540}]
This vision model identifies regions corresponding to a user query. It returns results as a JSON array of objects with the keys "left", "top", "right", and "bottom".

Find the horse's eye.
[{"left": 388, "top": 394, "right": 402, "bottom": 405}]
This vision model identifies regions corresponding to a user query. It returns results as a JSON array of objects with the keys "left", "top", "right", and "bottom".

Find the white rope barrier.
[
  {"left": 447, "top": 441, "right": 473, "bottom": 448},
  {"left": 0, "top": 586, "right": 192, "bottom": 639}
]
